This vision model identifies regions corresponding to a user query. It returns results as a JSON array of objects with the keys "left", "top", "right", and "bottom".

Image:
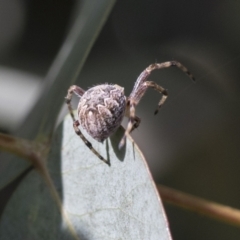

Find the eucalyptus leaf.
[{"left": 0, "top": 113, "right": 172, "bottom": 240}]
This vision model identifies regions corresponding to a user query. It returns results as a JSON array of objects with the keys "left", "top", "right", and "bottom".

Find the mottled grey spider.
[{"left": 65, "top": 61, "right": 195, "bottom": 166}]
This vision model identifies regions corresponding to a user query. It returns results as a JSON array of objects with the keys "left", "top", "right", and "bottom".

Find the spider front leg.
[
  {"left": 145, "top": 81, "right": 168, "bottom": 115},
  {"left": 119, "top": 61, "right": 195, "bottom": 149},
  {"left": 130, "top": 115, "right": 141, "bottom": 133},
  {"left": 118, "top": 81, "right": 167, "bottom": 149},
  {"left": 65, "top": 85, "right": 110, "bottom": 166},
  {"left": 119, "top": 101, "right": 139, "bottom": 149}
]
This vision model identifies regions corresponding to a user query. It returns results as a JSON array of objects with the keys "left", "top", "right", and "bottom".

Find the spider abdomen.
[{"left": 78, "top": 84, "right": 126, "bottom": 142}]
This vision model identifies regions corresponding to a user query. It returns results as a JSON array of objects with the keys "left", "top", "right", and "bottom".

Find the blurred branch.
[
  {"left": 0, "top": 132, "right": 44, "bottom": 165},
  {"left": 158, "top": 184, "right": 240, "bottom": 228}
]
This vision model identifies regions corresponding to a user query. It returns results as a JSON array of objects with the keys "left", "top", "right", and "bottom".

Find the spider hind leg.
[{"left": 73, "top": 120, "right": 110, "bottom": 166}]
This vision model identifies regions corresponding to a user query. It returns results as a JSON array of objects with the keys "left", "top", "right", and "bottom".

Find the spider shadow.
[{"left": 107, "top": 126, "right": 126, "bottom": 162}]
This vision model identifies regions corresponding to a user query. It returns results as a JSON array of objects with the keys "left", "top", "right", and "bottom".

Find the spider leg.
[
  {"left": 144, "top": 81, "right": 168, "bottom": 115},
  {"left": 122, "top": 116, "right": 141, "bottom": 147},
  {"left": 119, "top": 61, "right": 195, "bottom": 150},
  {"left": 146, "top": 61, "right": 195, "bottom": 82},
  {"left": 129, "top": 61, "right": 195, "bottom": 102},
  {"left": 65, "top": 85, "right": 110, "bottom": 166},
  {"left": 73, "top": 121, "right": 110, "bottom": 166},
  {"left": 142, "top": 61, "right": 195, "bottom": 114},
  {"left": 119, "top": 102, "right": 137, "bottom": 149},
  {"left": 65, "top": 85, "right": 85, "bottom": 122},
  {"left": 130, "top": 116, "right": 141, "bottom": 133},
  {"left": 118, "top": 113, "right": 140, "bottom": 150},
  {"left": 119, "top": 81, "right": 166, "bottom": 149}
]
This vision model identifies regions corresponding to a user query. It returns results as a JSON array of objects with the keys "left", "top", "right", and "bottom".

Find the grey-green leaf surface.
[{"left": 0, "top": 114, "right": 172, "bottom": 240}]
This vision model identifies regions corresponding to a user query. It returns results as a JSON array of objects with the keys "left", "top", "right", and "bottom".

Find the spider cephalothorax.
[{"left": 65, "top": 61, "right": 195, "bottom": 166}]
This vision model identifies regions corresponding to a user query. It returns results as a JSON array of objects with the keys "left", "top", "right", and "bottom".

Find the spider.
[{"left": 65, "top": 61, "right": 195, "bottom": 166}]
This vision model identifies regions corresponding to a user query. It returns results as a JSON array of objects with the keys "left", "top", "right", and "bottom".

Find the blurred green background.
[{"left": 0, "top": 0, "right": 240, "bottom": 239}]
